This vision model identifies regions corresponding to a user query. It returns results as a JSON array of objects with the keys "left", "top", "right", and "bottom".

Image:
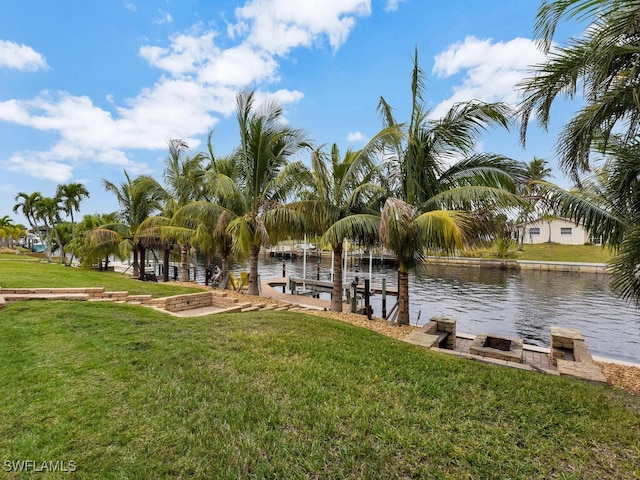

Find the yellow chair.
[{"left": 226, "top": 272, "right": 249, "bottom": 292}]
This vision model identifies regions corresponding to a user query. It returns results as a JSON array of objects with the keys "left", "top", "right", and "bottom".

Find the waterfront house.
[{"left": 519, "top": 217, "right": 592, "bottom": 245}]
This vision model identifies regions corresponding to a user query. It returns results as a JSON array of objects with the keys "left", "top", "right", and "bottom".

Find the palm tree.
[
  {"left": 380, "top": 198, "right": 468, "bottom": 323},
  {"left": 518, "top": 0, "right": 640, "bottom": 184},
  {"left": 373, "top": 49, "right": 522, "bottom": 325},
  {"left": 13, "top": 191, "right": 42, "bottom": 233},
  {"left": 271, "top": 133, "right": 397, "bottom": 312},
  {"left": 163, "top": 139, "right": 206, "bottom": 216},
  {"left": 96, "top": 171, "right": 167, "bottom": 277},
  {"left": 33, "top": 196, "right": 62, "bottom": 262},
  {"left": 55, "top": 182, "right": 90, "bottom": 237},
  {"left": 517, "top": 0, "right": 640, "bottom": 303},
  {"left": 0, "top": 216, "right": 24, "bottom": 247},
  {"left": 197, "top": 131, "right": 247, "bottom": 283},
  {"left": 66, "top": 213, "right": 113, "bottom": 266},
  {"left": 157, "top": 139, "right": 208, "bottom": 280},
  {"left": 518, "top": 157, "right": 553, "bottom": 250},
  {"left": 229, "top": 90, "right": 309, "bottom": 295}
]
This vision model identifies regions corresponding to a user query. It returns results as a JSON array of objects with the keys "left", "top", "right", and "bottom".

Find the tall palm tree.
[
  {"left": 519, "top": 0, "right": 640, "bottom": 184},
  {"left": 373, "top": 49, "right": 522, "bottom": 325},
  {"left": 33, "top": 196, "right": 62, "bottom": 262},
  {"left": 518, "top": 157, "right": 553, "bottom": 250},
  {"left": 55, "top": 182, "right": 90, "bottom": 237},
  {"left": 517, "top": 0, "right": 640, "bottom": 303},
  {"left": 230, "top": 90, "right": 309, "bottom": 295},
  {"left": 271, "top": 133, "right": 397, "bottom": 312},
  {"left": 163, "top": 139, "right": 206, "bottom": 216},
  {"left": 13, "top": 191, "right": 42, "bottom": 233},
  {"left": 198, "top": 131, "right": 247, "bottom": 283},
  {"left": 95, "top": 171, "right": 167, "bottom": 276}
]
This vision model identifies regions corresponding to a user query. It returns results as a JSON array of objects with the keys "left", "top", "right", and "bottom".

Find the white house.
[{"left": 519, "top": 217, "right": 591, "bottom": 245}]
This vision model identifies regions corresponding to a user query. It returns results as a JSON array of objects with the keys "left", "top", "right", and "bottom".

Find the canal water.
[{"left": 232, "top": 255, "right": 640, "bottom": 363}]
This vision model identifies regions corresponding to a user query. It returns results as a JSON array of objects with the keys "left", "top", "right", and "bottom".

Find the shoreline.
[{"left": 424, "top": 256, "right": 609, "bottom": 274}]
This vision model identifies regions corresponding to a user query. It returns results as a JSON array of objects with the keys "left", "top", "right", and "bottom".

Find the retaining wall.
[{"left": 425, "top": 257, "right": 608, "bottom": 274}]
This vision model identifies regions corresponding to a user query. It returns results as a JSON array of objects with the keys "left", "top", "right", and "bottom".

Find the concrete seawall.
[{"left": 425, "top": 257, "right": 609, "bottom": 275}]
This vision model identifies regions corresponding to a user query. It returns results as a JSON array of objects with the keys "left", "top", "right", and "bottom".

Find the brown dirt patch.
[{"left": 596, "top": 362, "right": 640, "bottom": 397}]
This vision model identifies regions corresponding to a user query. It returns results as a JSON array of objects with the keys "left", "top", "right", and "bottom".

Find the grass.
[
  {"left": 460, "top": 243, "right": 615, "bottom": 264},
  {"left": 1, "top": 302, "right": 639, "bottom": 478},
  {"left": 515, "top": 243, "right": 614, "bottom": 263},
  {"left": 0, "top": 255, "right": 203, "bottom": 297}
]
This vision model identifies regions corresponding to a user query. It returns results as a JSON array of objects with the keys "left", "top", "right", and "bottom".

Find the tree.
[
  {"left": 519, "top": 0, "right": 640, "bottom": 184},
  {"left": 229, "top": 90, "right": 309, "bottom": 295},
  {"left": 518, "top": 0, "right": 640, "bottom": 303},
  {"left": 13, "top": 191, "right": 42, "bottom": 232},
  {"left": 96, "top": 171, "right": 167, "bottom": 276},
  {"left": 374, "top": 48, "right": 522, "bottom": 325},
  {"left": 66, "top": 213, "right": 115, "bottom": 266},
  {"left": 163, "top": 139, "right": 206, "bottom": 216},
  {"left": 0, "top": 216, "right": 24, "bottom": 248},
  {"left": 518, "top": 157, "right": 553, "bottom": 250},
  {"left": 55, "top": 182, "right": 90, "bottom": 237},
  {"left": 33, "top": 196, "right": 62, "bottom": 262},
  {"left": 159, "top": 139, "right": 207, "bottom": 280},
  {"left": 273, "top": 134, "right": 397, "bottom": 312}
]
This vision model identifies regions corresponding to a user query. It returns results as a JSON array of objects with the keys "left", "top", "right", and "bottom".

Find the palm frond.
[{"left": 322, "top": 214, "right": 381, "bottom": 247}]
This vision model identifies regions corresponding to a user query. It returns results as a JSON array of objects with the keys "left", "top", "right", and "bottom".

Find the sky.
[{"left": 0, "top": 0, "right": 584, "bottom": 226}]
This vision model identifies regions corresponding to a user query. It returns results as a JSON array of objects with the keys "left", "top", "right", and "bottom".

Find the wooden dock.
[{"left": 272, "top": 277, "right": 398, "bottom": 296}]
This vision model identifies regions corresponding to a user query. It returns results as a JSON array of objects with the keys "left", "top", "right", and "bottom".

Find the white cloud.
[
  {"left": 347, "top": 131, "right": 366, "bottom": 142},
  {"left": 0, "top": 1, "right": 375, "bottom": 183},
  {"left": 154, "top": 10, "right": 173, "bottom": 25},
  {"left": 233, "top": 0, "right": 371, "bottom": 54},
  {"left": 384, "top": 0, "right": 405, "bottom": 11},
  {"left": 0, "top": 40, "right": 48, "bottom": 71},
  {"left": 4, "top": 154, "right": 74, "bottom": 182},
  {"left": 431, "top": 36, "right": 546, "bottom": 118},
  {"left": 140, "top": 31, "right": 218, "bottom": 76},
  {"left": 197, "top": 44, "right": 280, "bottom": 87}
]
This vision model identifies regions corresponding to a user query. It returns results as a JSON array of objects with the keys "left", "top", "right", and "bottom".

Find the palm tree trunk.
[
  {"left": 179, "top": 245, "right": 189, "bottom": 282},
  {"left": 397, "top": 267, "right": 410, "bottom": 325},
  {"left": 519, "top": 216, "right": 528, "bottom": 252},
  {"left": 132, "top": 248, "right": 140, "bottom": 278},
  {"left": 248, "top": 244, "right": 261, "bottom": 295},
  {"left": 330, "top": 243, "right": 344, "bottom": 312},
  {"left": 139, "top": 246, "right": 146, "bottom": 280},
  {"left": 52, "top": 227, "right": 66, "bottom": 265},
  {"left": 221, "top": 250, "right": 230, "bottom": 283},
  {"left": 163, "top": 248, "right": 170, "bottom": 282}
]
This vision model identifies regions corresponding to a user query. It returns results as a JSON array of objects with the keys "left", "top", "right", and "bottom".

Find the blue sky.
[{"left": 0, "top": 0, "right": 583, "bottom": 225}]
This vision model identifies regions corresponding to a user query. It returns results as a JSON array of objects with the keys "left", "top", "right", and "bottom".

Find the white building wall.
[{"left": 522, "top": 217, "right": 590, "bottom": 245}]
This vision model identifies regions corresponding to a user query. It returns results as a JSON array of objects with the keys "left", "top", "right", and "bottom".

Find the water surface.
[{"left": 246, "top": 256, "right": 640, "bottom": 363}]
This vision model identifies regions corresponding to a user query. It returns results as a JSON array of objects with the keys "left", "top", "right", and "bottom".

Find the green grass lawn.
[
  {"left": 0, "top": 256, "right": 203, "bottom": 297},
  {"left": 460, "top": 243, "right": 615, "bottom": 263},
  {"left": 0, "top": 300, "right": 639, "bottom": 479},
  {"left": 514, "top": 243, "right": 614, "bottom": 263}
]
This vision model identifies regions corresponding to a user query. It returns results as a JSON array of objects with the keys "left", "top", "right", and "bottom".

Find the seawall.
[{"left": 425, "top": 256, "right": 608, "bottom": 274}]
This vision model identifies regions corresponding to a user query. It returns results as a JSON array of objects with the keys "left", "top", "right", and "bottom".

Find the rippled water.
[{"left": 238, "top": 255, "right": 640, "bottom": 363}]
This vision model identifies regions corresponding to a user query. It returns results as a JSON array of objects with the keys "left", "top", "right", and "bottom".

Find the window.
[
  {"left": 529, "top": 227, "right": 540, "bottom": 235},
  {"left": 561, "top": 227, "right": 572, "bottom": 235}
]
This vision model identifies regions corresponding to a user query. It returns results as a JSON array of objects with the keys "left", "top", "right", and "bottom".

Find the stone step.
[
  {"left": 2, "top": 293, "right": 89, "bottom": 301},
  {"left": 240, "top": 306, "right": 261, "bottom": 312}
]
